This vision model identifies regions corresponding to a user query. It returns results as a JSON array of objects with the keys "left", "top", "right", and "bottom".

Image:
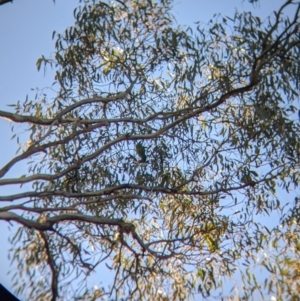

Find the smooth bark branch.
[
  {"left": 0, "top": 194, "right": 151, "bottom": 213},
  {"left": 0, "top": 110, "right": 54, "bottom": 125},
  {"left": 0, "top": 212, "right": 133, "bottom": 230},
  {"left": 0, "top": 162, "right": 80, "bottom": 185},
  {"left": 0, "top": 175, "right": 279, "bottom": 202},
  {"left": 55, "top": 79, "right": 137, "bottom": 119},
  {"left": 0, "top": 127, "right": 87, "bottom": 178},
  {"left": 0, "top": 53, "right": 260, "bottom": 182},
  {"left": 39, "top": 232, "right": 58, "bottom": 301},
  {"left": 1, "top": 1, "right": 299, "bottom": 299},
  {"left": 0, "top": 72, "right": 258, "bottom": 186},
  {"left": 0, "top": 84, "right": 136, "bottom": 126}
]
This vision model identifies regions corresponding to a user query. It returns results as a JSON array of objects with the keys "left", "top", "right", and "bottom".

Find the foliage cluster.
[{"left": 0, "top": 0, "right": 300, "bottom": 300}]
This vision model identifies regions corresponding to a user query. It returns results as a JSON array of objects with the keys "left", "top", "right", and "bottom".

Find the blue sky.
[{"left": 0, "top": 0, "right": 295, "bottom": 299}]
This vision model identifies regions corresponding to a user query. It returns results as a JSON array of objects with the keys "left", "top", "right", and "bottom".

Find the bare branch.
[
  {"left": 0, "top": 211, "right": 133, "bottom": 231},
  {"left": 39, "top": 232, "right": 58, "bottom": 301}
]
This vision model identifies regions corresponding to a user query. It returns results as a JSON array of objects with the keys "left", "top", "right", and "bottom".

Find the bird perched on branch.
[{"left": 136, "top": 142, "right": 147, "bottom": 162}]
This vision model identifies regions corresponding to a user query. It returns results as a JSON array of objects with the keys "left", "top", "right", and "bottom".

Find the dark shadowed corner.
[
  {"left": 0, "top": 0, "right": 12, "bottom": 6},
  {"left": 0, "top": 284, "right": 20, "bottom": 301}
]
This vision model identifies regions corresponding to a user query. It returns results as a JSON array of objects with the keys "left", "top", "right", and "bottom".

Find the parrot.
[{"left": 135, "top": 142, "right": 146, "bottom": 162}]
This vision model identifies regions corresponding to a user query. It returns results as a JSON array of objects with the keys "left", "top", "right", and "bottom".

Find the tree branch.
[
  {"left": 0, "top": 212, "right": 133, "bottom": 231},
  {"left": 39, "top": 232, "right": 58, "bottom": 301}
]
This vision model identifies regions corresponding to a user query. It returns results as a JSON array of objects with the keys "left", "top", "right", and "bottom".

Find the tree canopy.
[{"left": 0, "top": 0, "right": 300, "bottom": 300}]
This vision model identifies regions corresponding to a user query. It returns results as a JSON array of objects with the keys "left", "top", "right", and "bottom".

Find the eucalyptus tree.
[{"left": 0, "top": 0, "right": 300, "bottom": 300}]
